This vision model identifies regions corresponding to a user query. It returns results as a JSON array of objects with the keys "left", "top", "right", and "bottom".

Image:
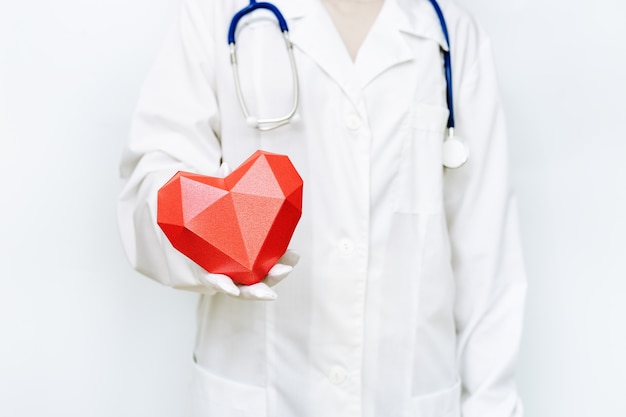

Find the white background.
[{"left": 1, "top": 0, "right": 625, "bottom": 416}]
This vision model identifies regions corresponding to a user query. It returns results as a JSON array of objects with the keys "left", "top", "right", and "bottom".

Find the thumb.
[{"left": 218, "top": 161, "right": 232, "bottom": 177}]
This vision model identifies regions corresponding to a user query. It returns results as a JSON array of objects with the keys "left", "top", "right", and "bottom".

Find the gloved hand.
[
  {"left": 195, "top": 161, "right": 299, "bottom": 300},
  {"left": 197, "top": 249, "right": 299, "bottom": 300}
]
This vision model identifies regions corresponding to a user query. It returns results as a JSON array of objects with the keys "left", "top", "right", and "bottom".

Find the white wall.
[
  {"left": 1, "top": 0, "right": 625, "bottom": 416},
  {"left": 460, "top": 1, "right": 626, "bottom": 415},
  {"left": 0, "top": 1, "right": 197, "bottom": 415}
]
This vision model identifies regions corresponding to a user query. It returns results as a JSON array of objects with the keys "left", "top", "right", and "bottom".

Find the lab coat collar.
[
  {"left": 280, "top": 0, "right": 357, "bottom": 97},
  {"left": 279, "top": 0, "right": 449, "bottom": 48},
  {"left": 393, "top": 0, "right": 449, "bottom": 51},
  {"left": 356, "top": 0, "right": 449, "bottom": 88},
  {"left": 277, "top": 0, "right": 449, "bottom": 97}
]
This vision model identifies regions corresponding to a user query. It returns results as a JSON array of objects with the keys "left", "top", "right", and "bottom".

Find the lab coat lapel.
[
  {"left": 281, "top": 0, "right": 355, "bottom": 95},
  {"left": 356, "top": 0, "right": 449, "bottom": 88},
  {"left": 276, "top": 0, "right": 449, "bottom": 95},
  {"left": 354, "top": 0, "right": 414, "bottom": 88}
]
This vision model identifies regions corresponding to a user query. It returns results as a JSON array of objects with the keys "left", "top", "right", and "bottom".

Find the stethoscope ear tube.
[{"left": 228, "top": 1, "right": 300, "bottom": 131}]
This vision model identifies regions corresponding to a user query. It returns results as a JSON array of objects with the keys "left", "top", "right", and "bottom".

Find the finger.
[
  {"left": 238, "top": 282, "right": 277, "bottom": 300},
  {"left": 198, "top": 273, "right": 240, "bottom": 297},
  {"left": 218, "top": 161, "right": 232, "bottom": 177},
  {"left": 214, "top": 275, "right": 241, "bottom": 296},
  {"left": 264, "top": 263, "right": 293, "bottom": 287},
  {"left": 277, "top": 249, "right": 300, "bottom": 267}
]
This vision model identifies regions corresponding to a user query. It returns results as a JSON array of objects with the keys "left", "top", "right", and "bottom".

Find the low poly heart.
[{"left": 157, "top": 150, "right": 303, "bottom": 286}]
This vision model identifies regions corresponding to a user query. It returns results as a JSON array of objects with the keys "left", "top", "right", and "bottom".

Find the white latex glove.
[
  {"left": 196, "top": 162, "right": 299, "bottom": 300},
  {"left": 197, "top": 249, "right": 299, "bottom": 300}
]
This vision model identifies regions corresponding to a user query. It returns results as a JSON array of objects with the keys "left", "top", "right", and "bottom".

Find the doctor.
[{"left": 118, "top": 0, "right": 527, "bottom": 415}]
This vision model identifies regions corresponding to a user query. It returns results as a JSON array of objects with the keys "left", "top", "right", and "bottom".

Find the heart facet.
[{"left": 157, "top": 151, "right": 303, "bottom": 285}]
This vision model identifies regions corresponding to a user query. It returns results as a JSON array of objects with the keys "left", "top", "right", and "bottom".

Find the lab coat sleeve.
[
  {"left": 443, "top": 21, "right": 527, "bottom": 417},
  {"left": 117, "top": 0, "right": 223, "bottom": 292}
]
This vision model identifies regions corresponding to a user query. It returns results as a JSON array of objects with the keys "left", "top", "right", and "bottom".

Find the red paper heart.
[{"left": 157, "top": 150, "right": 303, "bottom": 285}]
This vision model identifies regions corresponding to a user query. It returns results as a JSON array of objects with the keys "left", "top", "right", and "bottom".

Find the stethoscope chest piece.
[{"left": 442, "top": 136, "right": 469, "bottom": 169}]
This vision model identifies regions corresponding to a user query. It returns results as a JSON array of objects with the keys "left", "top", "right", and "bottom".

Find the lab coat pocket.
[
  {"left": 410, "top": 379, "right": 461, "bottom": 417},
  {"left": 394, "top": 104, "right": 449, "bottom": 214},
  {"left": 188, "top": 362, "right": 267, "bottom": 417}
]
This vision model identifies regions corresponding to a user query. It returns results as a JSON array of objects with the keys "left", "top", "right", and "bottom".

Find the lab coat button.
[
  {"left": 328, "top": 366, "right": 347, "bottom": 385},
  {"left": 345, "top": 114, "right": 361, "bottom": 130},
  {"left": 338, "top": 239, "right": 354, "bottom": 255}
]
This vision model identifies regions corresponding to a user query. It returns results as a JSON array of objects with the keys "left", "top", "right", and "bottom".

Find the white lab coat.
[{"left": 118, "top": 0, "right": 527, "bottom": 416}]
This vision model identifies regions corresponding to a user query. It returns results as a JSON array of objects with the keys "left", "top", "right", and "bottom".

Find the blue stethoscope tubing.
[
  {"left": 427, "top": 0, "right": 454, "bottom": 131},
  {"left": 228, "top": 0, "right": 468, "bottom": 167},
  {"left": 228, "top": 1, "right": 289, "bottom": 44},
  {"left": 427, "top": 0, "right": 467, "bottom": 168}
]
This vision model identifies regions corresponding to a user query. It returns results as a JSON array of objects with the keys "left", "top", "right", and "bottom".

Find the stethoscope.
[{"left": 228, "top": 0, "right": 469, "bottom": 169}]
